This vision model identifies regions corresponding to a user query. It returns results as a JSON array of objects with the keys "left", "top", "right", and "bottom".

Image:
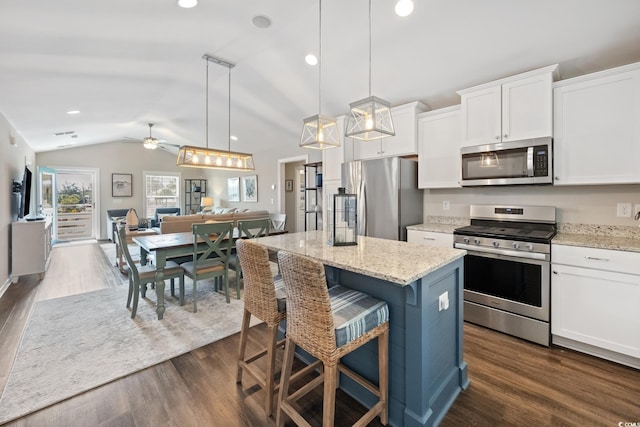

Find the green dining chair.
[
  {"left": 229, "top": 218, "right": 270, "bottom": 295},
  {"left": 180, "top": 221, "right": 234, "bottom": 309},
  {"left": 116, "top": 225, "right": 185, "bottom": 319}
]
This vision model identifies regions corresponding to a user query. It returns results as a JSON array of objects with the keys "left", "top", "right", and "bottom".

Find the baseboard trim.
[{"left": 0, "top": 277, "right": 12, "bottom": 299}]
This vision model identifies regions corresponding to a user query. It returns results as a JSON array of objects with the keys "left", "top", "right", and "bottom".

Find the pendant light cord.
[
  {"left": 368, "top": 0, "right": 372, "bottom": 97},
  {"left": 318, "top": 0, "right": 322, "bottom": 115},
  {"left": 228, "top": 66, "right": 231, "bottom": 152},
  {"left": 205, "top": 58, "right": 209, "bottom": 149}
]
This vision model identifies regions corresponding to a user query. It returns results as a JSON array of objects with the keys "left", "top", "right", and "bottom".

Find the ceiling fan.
[{"left": 123, "top": 123, "right": 180, "bottom": 151}]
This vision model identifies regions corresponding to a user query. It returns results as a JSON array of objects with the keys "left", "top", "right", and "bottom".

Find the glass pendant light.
[
  {"left": 300, "top": 0, "right": 340, "bottom": 150},
  {"left": 143, "top": 123, "right": 159, "bottom": 150},
  {"left": 345, "top": 0, "right": 395, "bottom": 141},
  {"left": 177, "top": 55, "right": 255, "bottom": 170}
]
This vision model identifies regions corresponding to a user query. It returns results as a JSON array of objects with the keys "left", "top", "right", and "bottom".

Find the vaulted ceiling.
[{"left": 1, "top": 0, "right": 640, "bottom": 154}]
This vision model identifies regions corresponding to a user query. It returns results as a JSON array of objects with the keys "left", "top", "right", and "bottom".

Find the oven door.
[{"left": 462, "top": 249, "right": 550, "bottom": 321}]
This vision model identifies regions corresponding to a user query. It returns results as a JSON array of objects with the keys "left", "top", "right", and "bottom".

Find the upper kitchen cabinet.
[
  {"left": 457, "top": 64, "right": 558, "bottom": 147},
  {"left": 417, "top": 105, "right": 461, "bottom": 189},
  {"left": 322, "top": 115, "right": 346, "bottom": 182},
  {"left": 352, "top": 101, "right": 429, "bottom": 160},
  {"left": 553, "top": 62, "right": 640, "bottom": 185}
]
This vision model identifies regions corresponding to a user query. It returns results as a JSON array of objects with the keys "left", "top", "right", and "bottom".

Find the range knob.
[
  {"left": 463, "top": 237, "right": 470, "bottom": 244},
  {"left": 525, "top": 244, "right": 534, "bottom": 251},
  {"left": 492, "top": 241, "right": 500, "bottom": 247},
  {"left": 512, "top": 242, "right": 520, "bottom": 249},
  {"left": 474, "top": 238, "right": 481, "bottom": 245}
]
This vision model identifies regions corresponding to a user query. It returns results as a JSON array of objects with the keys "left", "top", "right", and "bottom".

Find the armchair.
[{"left": 150, "top": 207, "right": 181, "bottom": 228}]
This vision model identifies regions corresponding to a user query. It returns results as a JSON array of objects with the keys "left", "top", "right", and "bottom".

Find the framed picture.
[
  {"left": 227, "top": 177, "right": 240, "bottom": 202},
  {"left": 242, "top": 175, "right": 258, "bottom": 202},
  {"left": 112, "top": 173, "right": 132, "bottom": 197},
  {"left": 285, "top": 179, "right": 293, "bottom": 192}
]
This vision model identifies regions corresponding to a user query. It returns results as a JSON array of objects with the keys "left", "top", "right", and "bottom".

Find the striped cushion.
[
  {"left": 273, "top": 275, "right": 286, "bottom": 313},
  {"left": 329, "top": 285, "right": 389, "bottom": 348}
]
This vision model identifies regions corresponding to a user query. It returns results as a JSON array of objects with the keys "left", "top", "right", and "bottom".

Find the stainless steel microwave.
[{"left": 460, "top": 137, "right": 552, "bottom": 186}]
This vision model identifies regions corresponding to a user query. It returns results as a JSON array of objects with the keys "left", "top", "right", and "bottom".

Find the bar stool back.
[{"left": 276, "top": 250, "right": 389, "bottom": 427}]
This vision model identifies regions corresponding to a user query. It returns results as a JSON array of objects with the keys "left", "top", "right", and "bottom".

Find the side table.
[{"left": 116, "top": 228, "right": 158, "bottom": 273}]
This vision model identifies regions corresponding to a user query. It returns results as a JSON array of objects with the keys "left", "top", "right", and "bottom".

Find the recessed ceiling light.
[
  {"left": 305, "top": 54, "right": 318, "bottom": 66},
  {"left": 252, "top": 15, "right": 272, "bottom": 29},
  {"left": 230, "top": 135, "right": 238, "bottom": 141},
  {"left": 394, "top": 0, "right": 414, "bottom": 17},
  {"left": 178, "top": 0, "right": 197, "bottom": 8},
  {"left": 66, "top": 110, "right": 80, "bottom": 115}
]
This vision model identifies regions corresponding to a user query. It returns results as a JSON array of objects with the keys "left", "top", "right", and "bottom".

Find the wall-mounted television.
[{"left": 18, "top": 166, "right": 33, "bottom": 219}]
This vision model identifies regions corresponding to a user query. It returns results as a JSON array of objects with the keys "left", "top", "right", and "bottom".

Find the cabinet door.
[
  {"left": 554, "top": 69, "right": 640, "bottom": 185},
  {"left": 322, "top": 116, "right": 345, "bottom": 181},
  {"left": 460, "top": 85, "right": 501, "bottom": 147},
  {"left": 418, "top": 107, "right": 461, "bottom": 188},
  {"left": 552, "top": 263, "right": 640, "bottom": 358},
  {"left": 407, "top": 230, "right": 453, "bottom": 247},
  {"left": 502, "top": 73, "right": 553, "bottom": 142},
  {"left": 380, "top": 106, "right": 417, "bottom": 157}
]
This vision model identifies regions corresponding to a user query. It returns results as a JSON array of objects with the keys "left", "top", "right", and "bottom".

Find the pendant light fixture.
[
  {"left": 300, "top": 0, "right": 340, "bottom": 150},
  {"left": 177, "top": 54, "right": 255, "bottom": 170},
  {"left": 345, "top": 0, "right": 395, "bottom": 141}
]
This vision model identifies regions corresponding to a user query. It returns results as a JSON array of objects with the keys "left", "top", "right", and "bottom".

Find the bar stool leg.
[
  {"left": 236, "top": 310, "right": 251, "bottom": 383},
  {"left": 323, "top": 364, "right": 338, "bottom": 427},
  {"left": 379, "top": 329, "right": 389, "bottom": 425},
  {"left": 264, "top": 324, "right": 279, "bottom": 416},
  {"left": 276, "top": 339, "right": 296, "bottom": 427}
]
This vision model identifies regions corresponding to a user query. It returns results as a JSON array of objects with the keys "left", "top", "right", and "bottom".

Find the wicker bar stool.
[
  {"left": 276, "top": 250, "right": 390, "bottom": 427},
  {"left": 235, "top": 240, "right": 320, "bottom": 417}
]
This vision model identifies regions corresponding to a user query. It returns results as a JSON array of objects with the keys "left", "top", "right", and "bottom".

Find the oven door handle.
[{"left": 454, "top": 243, "right": 549, "bottom": 261}]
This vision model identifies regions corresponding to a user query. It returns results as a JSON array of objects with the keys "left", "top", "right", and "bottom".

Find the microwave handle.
[{"left": 526, "top": 146, "right": 534, "bottom": 177}]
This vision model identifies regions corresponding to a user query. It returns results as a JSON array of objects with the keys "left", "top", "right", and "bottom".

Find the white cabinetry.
[
  {"left": 322, "top": 115, "right": 346, "bottom": 182},
  {"left": 551, "top": 244, "right": 640, "bottom": 366},
  {"left": 417, "top": 106, "right": 461, "bottom": 189},
  {"left": 553, "top": 62, "right": 640, "bottom": 185},
  {"left": 406, "top": 230, "right": 453, "bottom": 248},
  {"left": 11, "top": 219, "right": 53, "bottom": 282},
  {"left": 352, "top": 101, "right": 428, "bottom": 160},
  {"left": 457, "top": 64, "right": 557, "bottom": 147}
]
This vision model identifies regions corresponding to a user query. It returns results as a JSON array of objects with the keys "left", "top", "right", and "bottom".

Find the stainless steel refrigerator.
[{"left": 341, "top": 157, "right": 423, "bottom": 241}]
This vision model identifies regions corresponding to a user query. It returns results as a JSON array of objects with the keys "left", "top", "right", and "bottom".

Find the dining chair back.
[
  {"left": 116, "top": 225, "right": 185, "bottom": 318},
  {"left": 269, "top": 213, "right": 287, "bottom": 232},
  {"left": 229, "top": 218, "right": 271, "bottom": 294},
  {"left": 180, "top": 221, "right": 234, "bottom": 308}
]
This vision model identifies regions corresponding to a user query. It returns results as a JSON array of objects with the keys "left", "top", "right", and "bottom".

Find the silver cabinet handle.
[
  {"left": 504, "top": 134, "right": 508, "bottom": 138},
  {"left": 423, "top": 237, "right": 436, "bottom": 241},
  {"left": 585, "top": 256, "right": 609, "bottom": 261},
  {"left": 495, "top": 136, "right": 500, "bottom": 140},
  {"left": 554, "top": 176, "right": 560, "bottom": 180}
]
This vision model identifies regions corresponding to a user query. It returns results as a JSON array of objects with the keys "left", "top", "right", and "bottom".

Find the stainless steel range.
[{"left": 454, "top": 205, "right": 556, "bottom": 346}]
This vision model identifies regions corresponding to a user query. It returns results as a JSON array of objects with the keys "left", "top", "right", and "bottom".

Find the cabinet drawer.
[
  {"left": 407, "top": 230, "right": 453, "bottom": 248},
  {"left": 552, "top": 244, "right": 640, "bottom": 275}
]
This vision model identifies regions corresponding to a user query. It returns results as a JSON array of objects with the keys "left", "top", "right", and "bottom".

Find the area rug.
[{"left": 0, "top": 278, "right": 249, "bottom": 424}]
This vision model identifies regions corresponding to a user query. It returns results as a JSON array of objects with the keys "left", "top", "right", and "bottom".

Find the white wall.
[
  {"left": 424, "top": 184, "right": 640, "bottom": 226},
  {"left": 0, "top": 112, "right": 36, "bottom": 290}
]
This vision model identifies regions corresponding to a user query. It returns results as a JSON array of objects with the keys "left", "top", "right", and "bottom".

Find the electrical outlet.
[
  {"left": 438, "top": 291, "right": 449, "bottom": 312},
  {"left": 617, "top": 203, "right": 632, "bottom": 218},
  {"left": 443, "top": 200, "right": 450, "bottom": 211}
]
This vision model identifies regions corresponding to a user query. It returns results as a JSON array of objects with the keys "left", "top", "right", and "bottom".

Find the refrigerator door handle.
[{"left": 359, "top": 179, "right": 366, "bottom": 236}]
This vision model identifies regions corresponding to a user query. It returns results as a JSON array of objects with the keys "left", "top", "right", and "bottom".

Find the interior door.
[{"left": 38, "top": 166, "right": 57, "bottom": 237}]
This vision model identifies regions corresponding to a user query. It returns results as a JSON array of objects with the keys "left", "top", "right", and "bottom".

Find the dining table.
[{"left": 133, "top": 229, "right": 285, "bottom": 320}]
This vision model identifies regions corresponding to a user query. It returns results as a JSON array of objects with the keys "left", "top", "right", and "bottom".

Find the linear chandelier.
[
  {"left": 344, "top": 0, "right": 395, "bottom": 141},
  {"left": 177, "top": 54, "right": 255, "bottom": 170},
  {"left": 300, "top": 0, "right": 340, "bottom": 150}
]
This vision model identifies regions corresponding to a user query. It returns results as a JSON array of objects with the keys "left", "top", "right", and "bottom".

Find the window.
[{"left": 144, "top": 172, "right": 180, "bottom": 218}]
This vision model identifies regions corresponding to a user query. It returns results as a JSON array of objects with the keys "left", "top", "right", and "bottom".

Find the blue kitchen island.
[{"left": 254, "top": 231, "right": 468, "bottom": 427}]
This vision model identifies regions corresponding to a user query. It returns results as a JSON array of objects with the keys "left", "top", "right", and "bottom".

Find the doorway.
[
  {"left": 277, "top": 155, "right": 308, "bottom": 234},
  {"left": 38, "top": 167, "right": 100, "bottom": 242}
]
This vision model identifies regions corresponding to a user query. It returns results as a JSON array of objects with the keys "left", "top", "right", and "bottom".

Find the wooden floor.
[{"left": 1, "top": 241, "right": 639, "bottom": 426}]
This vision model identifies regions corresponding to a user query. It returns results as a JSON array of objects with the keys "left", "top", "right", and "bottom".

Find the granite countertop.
[
  {"left": 553, "top": 223, "right": 640, "bottom": 253},
  {"left": 254, "top": 230, "right": 466, "bottom": 286},
  {"left": 406, "top": 216, "right": 470, "bottom": 234}
]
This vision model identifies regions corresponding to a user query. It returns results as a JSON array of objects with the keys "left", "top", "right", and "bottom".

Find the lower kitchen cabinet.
[
  {"left": 551, "top": 244, "right": 640, "bottom": 366},
  {"left": 407, "top": 229, "right": 453, "bottom": 248}
]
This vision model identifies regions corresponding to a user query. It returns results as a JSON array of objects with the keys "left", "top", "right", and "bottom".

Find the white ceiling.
[{"left": 1, "top": 0, "right": 640, "bottom": 153}]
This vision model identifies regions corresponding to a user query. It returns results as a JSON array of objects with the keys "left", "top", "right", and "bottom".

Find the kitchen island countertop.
[{"left": 254, "top": 230, "right": 466, "bottom": 285}]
